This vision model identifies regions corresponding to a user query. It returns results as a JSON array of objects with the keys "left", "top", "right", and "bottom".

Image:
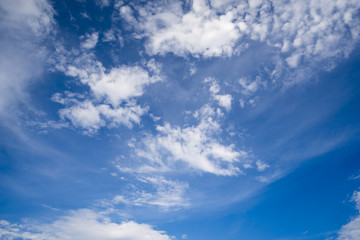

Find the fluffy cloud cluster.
[
  {"left": 51, "top": 44, "right": 162, "bottom": 133},
  {"left": 337, "top": 191, "right": 360, "bottom": 239},
  {"left": 123, "top": 105, "right": 247, "bottom": 176},
  {"left": 0, "top": 209, "right": 171, "bottom": 240},
  {"left": 112, "top": 176, "right": 189, "bottom": 209},
  {"left": 119, "top": 0, "right": 360, "bottom": 66}
]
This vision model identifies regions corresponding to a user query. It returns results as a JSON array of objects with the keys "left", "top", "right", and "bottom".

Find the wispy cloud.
[
  {"left": 112, "top": 176, "right": 189, "bottom": 210},
  {"left": 337, "top": 191, "right": 360, "bottom": 239}
]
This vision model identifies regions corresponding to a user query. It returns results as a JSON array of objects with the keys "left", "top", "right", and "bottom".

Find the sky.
[{"left": 0, "top": 0, "right": 360, "bottom": 239}]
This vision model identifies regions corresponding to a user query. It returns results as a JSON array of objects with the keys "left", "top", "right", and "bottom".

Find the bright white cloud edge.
[{"left": 0, "top": 209, "right": 171, "bottom": 240}]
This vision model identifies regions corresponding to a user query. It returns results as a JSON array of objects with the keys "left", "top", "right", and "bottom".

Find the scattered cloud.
[
  {"left": 102, "top": 29, "right": 123, "bottom": 46},
  {"left": 125, "top": 0, "right": 241, "bottom": 57},
  {"left": 81, "top": 32, "right": 99, "bottom": 49},
  {"left": 239, "top": 78, "right": 260, "bottom": 96},
  {"left": 123, "top": 105, "right": 248, "bottom": 176},
  {"left": 122, "top": 0, "right": 360, "bottom": 64},
  {"left": 112, "top": 176, "right": 189, "bottom": 210},
  {"left": 337, "top": 191, "right": 360, "bottom": 240},
  {"left": 205, "top": 77, "right": 232, "bottom": 111},
  {"left": 189, "top": 63, "right": 197, "bottom": 76},
  {"left": 255, "top": 160, "right": 270, "bottom": 172},
  {"left": 0, "top": 209, "right": 171, "bottom": 240},
  {"left": 50, "top": 46, "right": 163, "bottom": 133},
  {"left": 95, "top": 0, "right": 111, "bottom": 8}
]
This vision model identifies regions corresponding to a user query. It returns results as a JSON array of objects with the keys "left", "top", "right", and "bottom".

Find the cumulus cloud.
[
  {"left": 0, "top": 209, "right": 171, "bottom": 240},
  {"left": 112, "top": 176, "right": 189, "bottom": 209},
  {"left": 123, "top": 105, "right": 247, "bottom": 176},
  {"left": 50, "top": 46, "right": 162, "bottom": 133},
  {"left": 120, "top": 0, "right": 360, "bottom": 66},
  {"left": 122, "top": 0, "right": 241, "bottom": 57},
  {"left": 337, "top": 191, "right": 360, "bottom": 240}
]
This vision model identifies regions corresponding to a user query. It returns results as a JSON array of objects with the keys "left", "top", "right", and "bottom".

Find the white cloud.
[
  {"left": 286, "top": 53, "right": 301, "bottom": 68},
  {"left": 0, "top": 0, "right": 55, "bottom": 37},
  {"left": 59, "top": 100, "right": 104, "bottom": 133},
  {"left": 55, "top": 94, "right": 149, "bottom": 134},
  {"left": 81, "top": 32, "right": 99, "bottom": 49},
  {"left": 214, "top": 94, "right": 232, "bottom": 111},
  {"left": 130, "top": 0, "right": 241, "bottom": 57},
  {"left": 256, "top": 170, "right": 282, "bottom": 183},
  {"left": 95, "top": 0, "right": 111, "bottom": 8},
  {"left": 0, "top": 209, "right": 171, "bottom": 240},
  {"left": 205, "top": 77, "right": 232, "bottom": 111},
  {"left": 0, "top": 0, "right": 54, "bottom": 116},
  {"left": 112, "top": 176, "right": 189, "bottom": 209},
  {"left": 126, "top": 105, "right": 247, "bottom": 176},
  {"left": 89, "top": 65, "right": 160, "bottom": 108},
  {"left": 239, "top": 78, "right": 259, "bottom": 96},
  {"left": 119, "top": 5, "right": 137, "bottom": 25},
  {"left": 51, "top": 48, "right": 162, "bottom": 132},
  {"left": 337, "top": 191, "right": 360, "bottom": 240},
  {"left": 102, "top": 29, "right": 124, "bottom": 46},
  {"left": 255, "top": 160, "right": 270, "bottom": 172},
  {"left": 189, "top": 63, "right": 197, "bottom": 76},
  {"left": 237, "top": 77, "right": 264, "bottom": 108},
  {"left": 121, "top": 0, "right": 360, "bottom": 68}
]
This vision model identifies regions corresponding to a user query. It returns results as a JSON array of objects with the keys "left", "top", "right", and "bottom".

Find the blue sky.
[{"left": 0, "top": 0, "right": 360, "bottom": 239}]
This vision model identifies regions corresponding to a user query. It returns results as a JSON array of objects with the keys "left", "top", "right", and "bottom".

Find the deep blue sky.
[{"left": 0, "top": 0, "right": 360, "bottom": 239}]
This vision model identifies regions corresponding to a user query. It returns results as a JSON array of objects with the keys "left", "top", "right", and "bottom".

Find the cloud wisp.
[
  {"left": 337, "top": 191, "right": 360, "bottom": 239},
  {"left": 112, "top": 176, "right": 189, "bottom": 210}
]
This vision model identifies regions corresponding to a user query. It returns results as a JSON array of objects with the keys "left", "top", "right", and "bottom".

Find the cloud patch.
[
  {"left": 337, "top": 191, "right": 360, "bottom": 240},
  {"left": 51, "top": 47, "right": 162, "bottom": 133},
  {"left": 205, "top": 77, "right": 232, "bottom": 111},
  {"left": 0, "top": 0, "right": 55, "bottom": 116},
  {"left": 112, "top": 176, "right": 189, "bottom": 210},
  {"left": 0, "top": 209, "right": 171, "bottom": 240},
  {"left": 123, "top": 105, "right": 247, "bottom": 176}
]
